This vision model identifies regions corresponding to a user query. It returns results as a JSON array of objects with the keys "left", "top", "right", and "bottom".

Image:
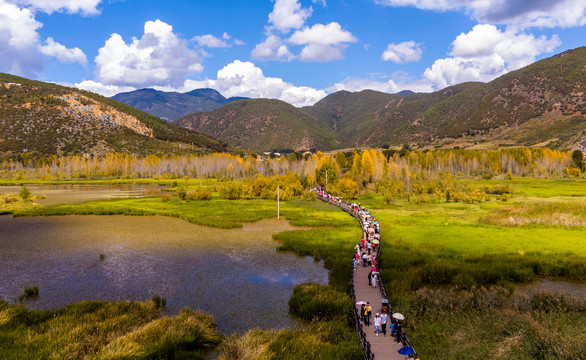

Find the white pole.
[{"left": 277, "top": 186, "right": 280, "bottom": 220}]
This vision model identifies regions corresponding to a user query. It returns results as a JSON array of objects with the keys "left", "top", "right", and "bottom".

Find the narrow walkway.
[{"left": 316, "top": 191, "right": 419, "bottom": 360}]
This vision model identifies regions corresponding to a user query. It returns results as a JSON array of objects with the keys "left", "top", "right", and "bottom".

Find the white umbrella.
[{"left": 392, "top": 313, "right": 405, "bottom": 321}]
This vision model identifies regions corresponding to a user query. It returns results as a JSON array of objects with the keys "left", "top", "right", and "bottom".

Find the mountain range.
[
  {"left": 174, "top": 47, "right": 586, "bottom": 152},
  {"left": 112, "top": 88, "right": 246, "bottom": 121},
  {"left": 0, "top": 73, "right": 226, "bottom": 157},
  {"left": 1, "top": 47, "right": 585, "bottom": 157}
]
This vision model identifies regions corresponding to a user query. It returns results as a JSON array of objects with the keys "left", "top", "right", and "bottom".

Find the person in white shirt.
[{"left": 374, "top": 313, "right": 381, "bottom": 336}]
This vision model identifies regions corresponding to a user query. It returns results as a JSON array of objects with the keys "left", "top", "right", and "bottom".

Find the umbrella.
[
  {"left": 398, "top": 347, "right": 415, "bottom": 355},
  {"left": 355, "top": 301, "right": 367, "bottom": 305},
  {"left": 372, "top": 239, "right": 380, "bottom": 245},
  {"left": 392, "top": 313, "right": 405, "bottom": 321}
]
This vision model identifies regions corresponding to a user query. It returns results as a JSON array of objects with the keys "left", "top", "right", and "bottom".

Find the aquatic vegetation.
[{"left": 0, "top": 300, "right": 221, "bottom": 360}]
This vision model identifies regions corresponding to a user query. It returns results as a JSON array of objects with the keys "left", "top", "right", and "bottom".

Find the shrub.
[
  {"left": 220, "top": 182, "right": 241, "bottom": 200},
  {"left": 21, "top": 285, "right": 39, "bottom": 300},
  {"left": 176, "top": 185, "right": 187, "bottom": 200},
  {"left": 289, "top": 284, "right": 353, "bottom": 324},
  {"left": 186, "top": 189, "right": 213, "bottom": 200},
  {"left": 19, "top": 185, "right": 31, "bottom": 201},
  {"left": 301, "top": 190, "right": 317, "bottom": 201},
  {"left": 152, "top": 295, "right": 167, "bottom": 308}
]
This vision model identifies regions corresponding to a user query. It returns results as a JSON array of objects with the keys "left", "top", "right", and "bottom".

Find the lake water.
[
  {"left": 0, "top": 183, "right": 163, "bottom": 205},
  {"left": 0, "top": 184, "right": 329, "bottom": 334}
]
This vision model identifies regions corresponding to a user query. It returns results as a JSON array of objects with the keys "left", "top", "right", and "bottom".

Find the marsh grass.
[
  {"left": 481, "top": 201, "right": 586, "bottom": 227},
  {"left": 19, "top": 286, "right": 39, "bottom": 301},
  {"left": 406, "top": 287, "right": 586, "bottom": 360},
  {"left": 288, "top": 284, "right": 353, "bottom": 324},
  {"left": 0, "top": 300, "right": 220, "bottom": 360}
]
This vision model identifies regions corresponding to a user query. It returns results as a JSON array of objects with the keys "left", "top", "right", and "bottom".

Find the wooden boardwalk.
[{"left": 317, "top": 193, "right": 419, "bottom": 360}]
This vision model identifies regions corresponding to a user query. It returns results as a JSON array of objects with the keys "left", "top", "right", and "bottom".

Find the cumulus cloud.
[
  {"left": 268, "top": 0, "right": 312, "bottom": 33},
  {"left": 298, "top": 43, "right": 346, "bottom": 62},
  {"left": 255, "top": 0, "right": 356, "bottom": 62},
  {"left": 0, "top": 0, "right": 42, "bottom": 76},
  {"left": 94, "top": 19, "right": 204, "bottom": 88},
  {"left": 289, "top": 22, "right": 357, "bottom": 45},
  {"left": 40, "top": 37, "right": 87, "bottom": 65},
  {"left": 375, "top": 0, "right": 586, "bottom": 28},
  {"left": 182, "top": 60, "right": 327, "bottom": 107},
  {"left": 288, "top": 22, "right": 357, "bottom": 62},
  {"left": 11, "top": 0, "right": 102, "bottom": 15},
  {"left": 0, "top": 0, "right": 89, "bottom": 76},
  {"left": 251, "top": 34, "right": 294, "bottom": 61},
  {"left": 381, "top": 41, "right": 423, "bottom": 63},
  {"left": 423, "top": 24, "right": 560, "bottom": 89},
  {"left": 74, "top": 80, "right": 135, "bottom": 97}
]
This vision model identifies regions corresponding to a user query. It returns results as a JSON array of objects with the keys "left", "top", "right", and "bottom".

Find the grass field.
[
  {"left": 0, "top": 300, "right": 221, "bottom": 359},
  {"left": 3, "top": 177, "right": 585, "bottom": 359},
  {"left": 357, "top": 178, "right": 586, "bottom": 359}
]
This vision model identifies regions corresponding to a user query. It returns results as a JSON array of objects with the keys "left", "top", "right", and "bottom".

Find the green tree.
[
  {"left": 19, "top": 185, "right": 31, "bottom": 201},
  {"left": 571, "top": 150, "right": 584, "bottom": 172}
]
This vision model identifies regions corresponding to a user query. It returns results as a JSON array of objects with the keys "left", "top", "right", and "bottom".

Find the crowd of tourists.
[{"left": 314, "top": 187, "right": 405, "bottom": 344}]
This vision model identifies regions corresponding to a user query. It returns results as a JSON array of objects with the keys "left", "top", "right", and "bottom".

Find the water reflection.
[{"left": 0, "top": 215, "right": 329, "bottom": 334}]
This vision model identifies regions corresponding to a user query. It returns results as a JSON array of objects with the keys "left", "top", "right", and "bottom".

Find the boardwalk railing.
[{"left": 316, "top": 192, "right": 419, "bottom": 359}]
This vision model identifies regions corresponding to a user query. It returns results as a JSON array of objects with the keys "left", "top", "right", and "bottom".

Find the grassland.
[
  {"left": 0, "top": 299, "right": 221, "bottom": 359},
  {"left": 358, "top": 178, "right": 586, "bottom": 359},
  {"left": 3, "top": 177, "right": 585, "bottom": 359}
]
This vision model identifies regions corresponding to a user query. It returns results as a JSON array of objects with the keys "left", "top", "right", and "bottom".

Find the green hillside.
[
  {"left": 174, "top": 98, "right": 337, "bottom": 151},
  {"left": 172, "top": 47, "right": 586, "bottom": 152},
  {"left": 0, "top": 73, "right": 227, "bottom": 157}
]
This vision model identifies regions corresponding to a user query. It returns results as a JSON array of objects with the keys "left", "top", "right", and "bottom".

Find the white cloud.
[
  {"left": 11, "top": 0, "right": 102, "bottom": 15},
  {"left": 255, "top": 1, "right": 356, "bottom": 63},
  {"left": 298, "top": 43, "right": 346, "bottom": 62},
  {"left": 251, "top": 34, "right": 294, "bottom": 61},
  {"left": 331, "top": 74, "right": 433, "bottom": 94},
  {"left": 74, "top": 80, "right": 135, "bottom": 97},
  {"left": 184, "top": 60, "right": 327, "bottom": 107},
  {"left": 375, "top": 0, "right": 586, "bottom": 29},
  {"left": 193, "top": 34, "right": 229, "bottom": 48},
  {"left": 288, "top": 22, "right": 357, "bottom": 62},
  {"left": 382, "top": 41, "right": 423, "bottom": 63},
  {"left": 289, "top": 22, "right": 357, "bottom": 45},
  {"left": 268, "top": 0, "right": 312, "bottom": 33},
  {"left": 94, "top": 19, "right": 204, "bottom": 88},
  {"left": 192, "top": 32, "right": 244, "bottom": 48},
  {"left": 40, "top": 37, "right": 87, "bottom": 65},
  {"left": 423, "top": 24, "right": 560, "bottom": 89},
  {"left": 0, "top": 0, "right": 42, "bottom": 76},
  {"left": 0, "top": 0, "right": 89, "bottom": 76}
]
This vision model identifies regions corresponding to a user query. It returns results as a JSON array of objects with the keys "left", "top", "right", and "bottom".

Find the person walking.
[
  {"left": 353, "top": 254, "right": 358, "bottom": 270},
  {"left": 370, "top": 271, "right": 377, "bottom": 288},
  {"left": 364, "top": 302, "right": 372, "bottom": 326},
  {"left": 374, "top": 313, "right": 381, "bottom": 336},
  {"left": 380, "top": 313, "right": 388, "bottom": 336}
]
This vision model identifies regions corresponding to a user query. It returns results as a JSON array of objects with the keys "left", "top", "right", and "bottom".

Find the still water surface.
[
  {"left": 0, "top": 183, "right": 163, "bottom": 205},
  {"left": 0, "top": 184, "right": 329, "bottom": 334}
]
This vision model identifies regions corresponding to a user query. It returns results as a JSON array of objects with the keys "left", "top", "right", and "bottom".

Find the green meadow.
[{"left": 2, "top": 177, "right": 585, "bottom": 359}]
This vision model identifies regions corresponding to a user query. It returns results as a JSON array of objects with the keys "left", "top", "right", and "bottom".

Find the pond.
[
  {"left": 0, "top": 183, "right": 164, "bottom": 205},
  {"left": 0, "top": 185, "right": 330, "bottom": 334}
]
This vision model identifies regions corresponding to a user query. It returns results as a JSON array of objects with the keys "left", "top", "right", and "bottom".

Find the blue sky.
[{"left": 1, "top": 0, "right": 585, "bottom": 106}]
